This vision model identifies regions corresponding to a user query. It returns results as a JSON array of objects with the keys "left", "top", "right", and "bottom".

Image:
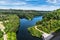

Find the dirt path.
[
  {"left": 3, "top": 32, "right": 7, "bottom": 40},
  {"left": 35, "top": 26, "right": 54, "bottom": 39},
  {"left": 0, "top": 22, "right": 7, "bottom": 40},
  {"left": 35, "top": 26, "right": 48, "bottom": 34}
]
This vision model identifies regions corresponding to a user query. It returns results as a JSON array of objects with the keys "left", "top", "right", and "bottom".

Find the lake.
[{"left": 17, "top": 16, "right": 42, "bottom": 40}]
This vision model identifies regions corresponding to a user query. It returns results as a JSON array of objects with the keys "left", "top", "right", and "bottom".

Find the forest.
[
  {"left": 0, "top": 9, "right": 49, "bottom": 40},
  {"left": 0, "top": 9, "right": 50, "bottom": 19},
  {"left": 0, "top": 14, "right": 19, "bottom": 40},
  {"left": 28, "top": 9, "right": 60, "bottom": 38},
  {"left": 0, "top": 9, "right": 57, "bottom": 40}
]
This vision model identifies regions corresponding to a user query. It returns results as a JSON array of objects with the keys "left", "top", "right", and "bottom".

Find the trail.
[
  {"left": 0, "top": 22, "right": 7, "bottom": 40},
  {"left": 35, "top": 26, "right": 48, "bottom": 34},
  {"left": 35, "top": 26, "right": 54, "bottom": 39}
]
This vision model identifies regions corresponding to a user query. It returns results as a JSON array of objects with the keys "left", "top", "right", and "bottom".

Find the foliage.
[
  {"left": 0, "top": 30, "right": 3, "bottom": 38},
  {"left": 7, "top": 32, "right": 17, "bottom": 40},
  {"left": 28, "top": 27, "right": 42, "bottom": 38},
  {"left": 0, "top": 9, "right": 50, "bottom": 19},
  {"left": 0, "top": 14, "right": 19, "bottom": 40},
  {"left": 3, "top": 14, "right": 19, "bottom": 33},
  {"left": 28, "top": 9, "right": 60, "bottom": 38},
  {"left": 36, "top": 9, "right": 60, "bottom": 33},
  {"left": 0, "top": 37, "right": 3, "bottom": 40}
]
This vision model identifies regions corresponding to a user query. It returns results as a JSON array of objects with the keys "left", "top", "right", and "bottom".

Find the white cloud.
[
  {"left": 46, "top": 0, "right": 60, "bottom": 5},
  {"left": 11, "top": 2, "right": 27, "bottom": 5},
  {"left": 0, "top": 5, "right": 60, "bottom": 11},
  {"left": 0, "top": 1, "right": 6, "bottom": 4},
  {"left": 25, "top": 0, "right": 38, "bottom": 1},
  {"left": 46, "top": 0, "right": 57, "bottom": 3},
  {"left": 0, "top": 0, "right": 27, "bottom": 5},
  {"left": 0, "top": 0, "right": 60, "bottom": 11}
]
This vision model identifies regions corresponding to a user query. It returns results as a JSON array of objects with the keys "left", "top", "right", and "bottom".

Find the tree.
[{"left": 0, "top": 30, "right": 3, "bottom": 38}]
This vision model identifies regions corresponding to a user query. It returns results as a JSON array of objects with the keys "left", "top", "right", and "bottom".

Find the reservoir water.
[{"left": 17, "top": 16, "right": 42, "bottom": 40}]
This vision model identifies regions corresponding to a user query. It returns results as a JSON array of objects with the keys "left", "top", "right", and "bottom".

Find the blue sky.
[{"left": 0, "top": 0, "right": 60, "bottom": 11}]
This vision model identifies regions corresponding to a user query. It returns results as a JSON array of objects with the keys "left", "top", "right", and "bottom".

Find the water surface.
[{"left": 17, "top": 16, "right": 42, "bottom": 40}]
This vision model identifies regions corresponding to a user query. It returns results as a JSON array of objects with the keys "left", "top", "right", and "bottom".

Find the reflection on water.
[{"left": 17, "top": 16, "right": 42, "bottom": 40}]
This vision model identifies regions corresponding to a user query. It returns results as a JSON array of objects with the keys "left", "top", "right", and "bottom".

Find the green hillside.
[
  {"left": 28, "top": 9, "right": 60, "bottom": 38},
  {"left": 0, "top": 9, "right": 50, "bottom": 19},
  {"left": 0, "top": 14, "right": 19, "bottom": 40}
]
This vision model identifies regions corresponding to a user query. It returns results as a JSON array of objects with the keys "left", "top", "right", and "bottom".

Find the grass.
[
  {"left": 7, "top": 32, "right": 17, "bottom": 40},
  {"left": 0, "top": 37, "right": 3, "bottom": 40},
  {"left": 28, "top": 27, "right": 42, "bottom": 38}
]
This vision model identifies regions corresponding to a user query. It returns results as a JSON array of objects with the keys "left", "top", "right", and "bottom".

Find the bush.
[
  {"left": 28, "top": 27, "right": 42, "bottom": 38},
  {"left": 0, "top": 30, "right": 3, "bottom": 38}
]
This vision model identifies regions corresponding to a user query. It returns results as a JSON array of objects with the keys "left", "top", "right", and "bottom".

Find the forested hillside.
[
  {"left": 0, "top": 14, "right": 19, "bottom": 40},
  {"left": 28, "top": 9, "right": 60, "bottom": 38},
  {"left": 0, "top": 9, "right": 50, "bottom": 19},
  {"left": 0, "top": 9, "right": 51, "bottom": 40}
]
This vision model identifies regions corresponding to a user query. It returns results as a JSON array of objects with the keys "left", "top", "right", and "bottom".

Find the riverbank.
[
  {"left": 28, "top": 9, "right": 60, "bottom": 40},
  {"left": 17, "top": 16, "right": 42, "bottom": 40}
]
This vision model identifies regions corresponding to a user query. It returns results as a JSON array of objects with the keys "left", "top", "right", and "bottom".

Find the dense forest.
[
  {"left": 28, "top": 9, "right": 60, "bottom": 38},
  {"left": 0, "top": 9, "right": 50, "bottom": 20},
  {"left": 0, "top": 9, "right": 50, "bottom": 40},
  {"left": 1, "top": 9, "right": 60, "bottom": 40},
  {"left": 0, "top": 14, "right": 19, "bottom": 40}
]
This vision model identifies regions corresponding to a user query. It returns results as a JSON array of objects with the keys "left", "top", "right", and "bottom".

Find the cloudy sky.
[{"left": 0, "top": 0, "right": 60, "bottom": 11}]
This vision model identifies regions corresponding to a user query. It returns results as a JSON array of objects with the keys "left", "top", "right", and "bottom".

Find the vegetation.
[
  {"left": 0, "top": 30, "right": 3, "bottom": 38},
  {"left": 0, "top": 14, "right": 19, "bottom": 40},
  {"left": 0, "top": 9, "right": 57, "bottom": 40},
  {"left": 28, "top": 9, "right": 60, "bottom": 38},
  {"left": 7, "top": 32, "right": 17, "bottom": 40},
  {"left": 0, "top": 37, "right": 3, "bottom": 40},
  {"left": 0, "top": 9, "right": 49, "bottom": 40},
  {"left": 28, "top": 27, "right": 42, "bottom": 38},
  {"left": 36, "top": 9, "right": 60, "bottom": 33},
  {"left": 0, "top": 9, "right": 50, "bottom": 19},
  {"left": 3, "top": 14, "right": 19, "bottom": 33}
]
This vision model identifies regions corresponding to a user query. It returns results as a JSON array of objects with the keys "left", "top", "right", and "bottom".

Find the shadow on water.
[{"left": 16, "top": 16, "right": 43, "bottom": 40}]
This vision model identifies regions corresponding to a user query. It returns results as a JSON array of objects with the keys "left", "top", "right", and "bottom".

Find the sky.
[{"left": 0, "top": 0, "right": 60, "bottom": 11}]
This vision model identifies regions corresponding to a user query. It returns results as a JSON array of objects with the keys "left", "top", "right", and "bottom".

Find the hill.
[
  {"left": 28, "top": 9, "right": 60, "bottom": 38},
  {"left": 0, "top": 14, "right": 19, "bottom": 40}
]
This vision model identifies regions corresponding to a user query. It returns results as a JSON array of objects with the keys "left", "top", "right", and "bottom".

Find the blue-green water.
[{"left": 17, "top": 16, "right": 42, "bottom": 40}]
